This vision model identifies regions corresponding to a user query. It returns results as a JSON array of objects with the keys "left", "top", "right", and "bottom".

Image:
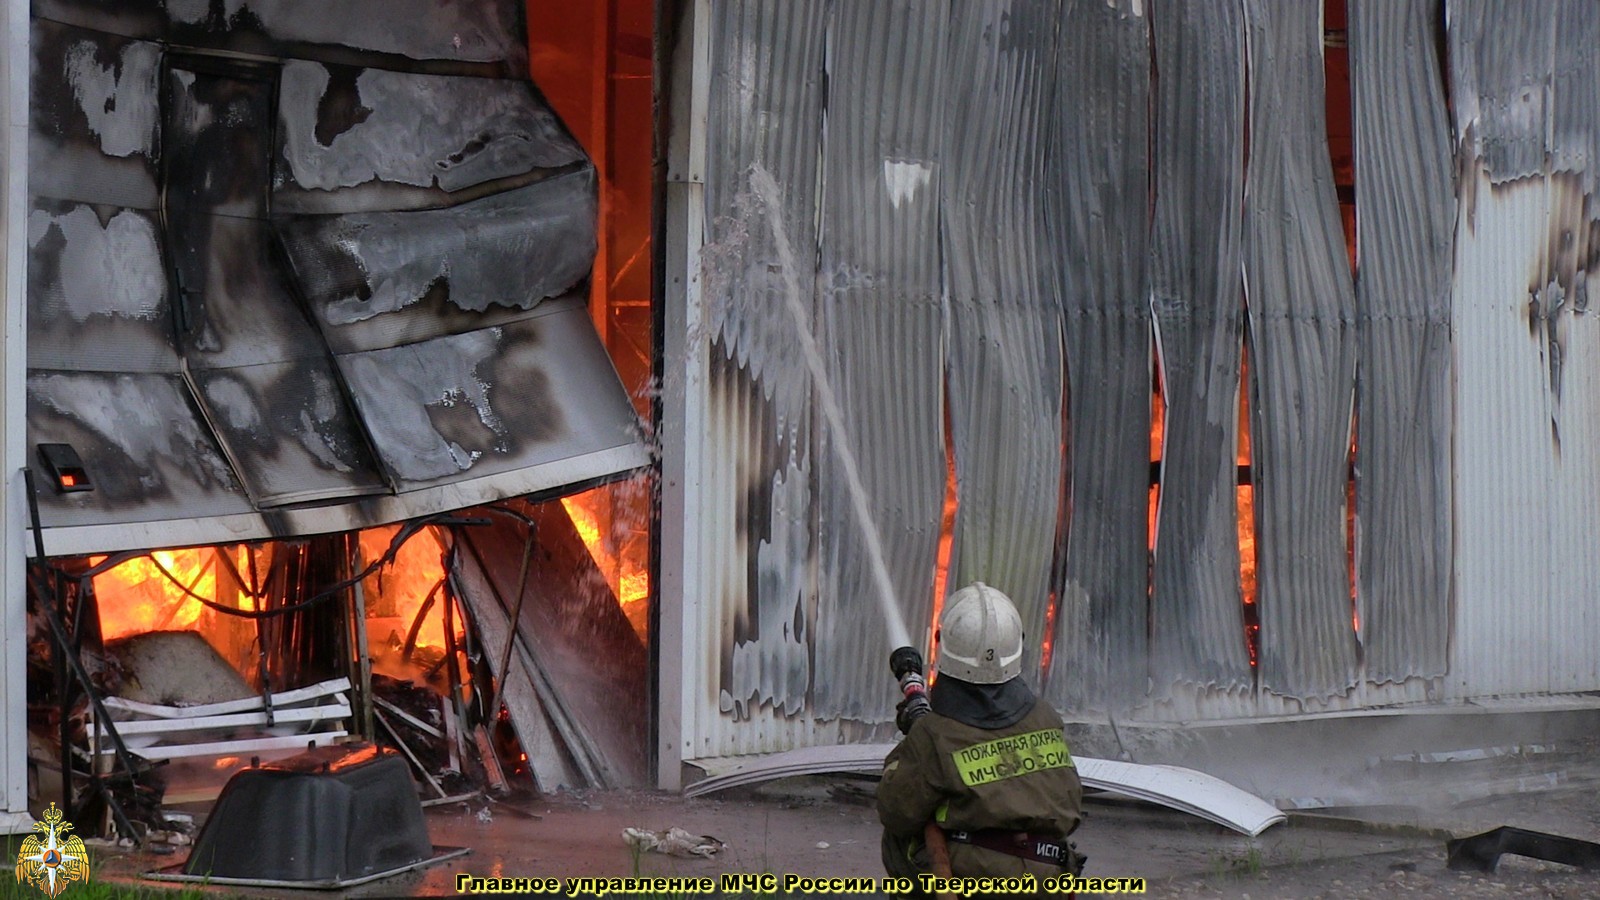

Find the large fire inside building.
[{"left": 1, "top": 0, "right": 1598, "bottom": 881}]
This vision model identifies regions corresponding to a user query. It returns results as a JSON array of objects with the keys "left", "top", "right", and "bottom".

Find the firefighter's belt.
[{"left": 943, "top": 829, "right": 1070, "bottom": 867}]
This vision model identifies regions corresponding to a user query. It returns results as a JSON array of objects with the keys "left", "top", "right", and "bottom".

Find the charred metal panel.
[
  {"left": 1145, "top": 0, "right": 1251, "bottom": 695},
  {"left": 336, "top": 300, "right": 635, "bottom": 490},
  {"left": 276, "top": 61, "right": 583, "bottom": 200},
  {"left": 29, "top": 20, "right": 161, "bottom": 209},
  {"left": 1348, "top": 0, "right": 1453, "bottom": 685},
  {"left": 810, "top": 0, "right": 948, "bottom": 721},
  {"left": 942, "top": 0, "right": 1062, "bottom": 688},
  {"left": 161, "top": 57, "right": 387, "bottom": 507},
  {"left": 191, "top": 362, "right": 386, "bottom": 505},
  {"left": 24, "top": 2, "right": 640, "bottom": 548},
  {"left": 698, "top": 0, "right": 826, "bottom": 729},
  {"left": 1449, "top": 0, "right": 1600, "bottom": 698},
  {"left": 1041, "top": 0, "right": 1152, "bottom": 710},
  {"left": 1243, "top": 0, "right": 1359, "bottom": 699},
  {"left": 26, "top": 372, "right": 253, "bottom": 525},
  {"left": 26, "top": 200, "right": 175, "bottom": 372},
  {"left": 278, "top": 171, "right": 598, "bottom": 347},
  {"left": 33, "top": 0, "right": 526, "bottom": 69}
]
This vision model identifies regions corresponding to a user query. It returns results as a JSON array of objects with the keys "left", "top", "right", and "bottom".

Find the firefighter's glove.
[{"left": 895, "top": 693, "right": 931, "bottom": 735}]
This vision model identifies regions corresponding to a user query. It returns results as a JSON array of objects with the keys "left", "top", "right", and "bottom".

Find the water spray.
[{"left": 750, "top": 165, "right": 914, "bottom": 654}]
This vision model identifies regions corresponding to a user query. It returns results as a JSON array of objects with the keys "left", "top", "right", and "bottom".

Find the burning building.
[{"left": 1, "top": 0, "right": 1598, "bottom": 834}]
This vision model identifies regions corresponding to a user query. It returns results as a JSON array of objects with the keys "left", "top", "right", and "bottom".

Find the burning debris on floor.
[{"left": 23, "top": 492, "right": 650, "bottom": 843}]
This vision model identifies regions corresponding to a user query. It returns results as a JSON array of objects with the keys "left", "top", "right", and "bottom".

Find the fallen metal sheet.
[
  {"left": 457, "top": 502, "right": 650, "bottom": 788},
  {"left": 276, "top": 61, "right": 583, "bottom": 197},
  {"left": 684, "top": 744, "right": 1286, "bottom": 837},
  {"left": 449, "top": 548, "right": 582, "bottom": 793},
  {"left": 1446, "top": 826, "right": 1600, "bottom": 874}
]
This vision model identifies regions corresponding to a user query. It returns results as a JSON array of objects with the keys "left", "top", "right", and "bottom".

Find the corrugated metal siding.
[
  {"left": 697, "top": 0, "right": 825, "bottom": 743},
  {"left": 1348, "top": 0, "right": 1454, "bottom": 685},
  {"left": 1243, "top": 0, "right": 1360, "bottom": 700},
  {"left": 811, "top": 0, "right": 949, "bottom": 721},
  {"left": 942, "top": 0, "right": 1063, "bottom": 688},
  {"left": 1145, "top": 0, "right": 1251, "bottom": 697},
  {"left": 1449, "top": 0, "right": 1600, "bottom": 698},
  {"left": 1043, "top": 0, "right": 1152, "bottom": 710}
]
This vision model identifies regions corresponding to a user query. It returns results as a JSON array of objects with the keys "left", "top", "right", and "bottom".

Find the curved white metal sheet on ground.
[{"left": 684, "top": 744, "right": 1286, "bottom": 838}]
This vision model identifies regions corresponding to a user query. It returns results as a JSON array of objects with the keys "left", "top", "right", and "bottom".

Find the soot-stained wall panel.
[
  {"left": 1449, "top": 0, "right": 1600, "bottom": 698},
  {"left": 698, "top": 0, "right": 826, "bottom": 729},
  {"left": 191, "top": 362, "right": 388, "bottom": 505},
  {"left": 26, "top": 201, "right": 175, "bottom": 373},
  {"left": 1348, "top": 0, "right": 1454, "bottom": 685},
  {"left": 275, "top": 61, "right": 584, "bottom": 203},
  {"left": 26, "top": 373, "right": 254, "bottom": 526},
  {"left": 33, "top": 0, "right": 527, "bottom": 69},
  {"left": 24, "top": 2, "right": 642, "bottom": 550},
  {"left": 810, "top": 0, "right": 948, "bottom": 721},
  {"left": 1146, "top": 0, "right": 1251, "bottom": 696},
  {"left": 942, "top": 0, "right": 1062, "bottom": 688},
  {"left": 337, "top": 300, "right": 638, "bottom": 490},
  {"left": 1043, "top": 0, "right": 1152, "bottom": 710},
  {"left": 29, "top": 21, "right": 161, "bottom": 209},
  {"left": 278, "top": 171, "right": 598, "bottom": 346},
  {"left": 1242, "top": 0, "right": 1359, "bottom": 700}
]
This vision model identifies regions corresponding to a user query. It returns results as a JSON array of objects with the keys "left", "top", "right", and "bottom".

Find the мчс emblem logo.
[{"left": 14, "top": 803, "right": 90, "bottom": 898}]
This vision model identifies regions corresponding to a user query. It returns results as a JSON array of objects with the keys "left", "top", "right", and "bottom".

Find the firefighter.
[{"left": 878, "top": 582, "right": 1084, "bottom": 895}]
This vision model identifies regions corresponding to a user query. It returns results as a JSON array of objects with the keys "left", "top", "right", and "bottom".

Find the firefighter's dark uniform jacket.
[{"left": 877, "top": 675, "right": 1083, "bottom": 882}]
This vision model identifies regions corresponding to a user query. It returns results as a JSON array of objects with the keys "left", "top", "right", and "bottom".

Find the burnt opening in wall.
[{"left": 25, "top": 488, "right": 652, "bottom": 836}]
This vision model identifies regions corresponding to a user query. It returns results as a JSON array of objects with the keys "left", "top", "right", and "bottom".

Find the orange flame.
[
  {"left": 93, "top": 548, "right": 250, "bottom": 642},
  {"left": 359, "top": 525, "right": 448, "bottom": 653},
  {"left": 560, "top": 484, "right": 651, "bottom": 642}
]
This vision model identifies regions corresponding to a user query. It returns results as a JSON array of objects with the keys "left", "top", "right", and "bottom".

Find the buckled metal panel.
[
  {"left": 336, "top": 299, "right": 639, "bottom": 491},
  {"left": 26, "top": 201, "right": 175, "bottom": 373},
  {"left": 276, "top": 61, "right": 584, "bottom": 203},
  {"left": 809, "top": 0, "right": 948, "bottom": 722},
  {"left": 1242, "top": 0, "right": 1360, "bottom": 700},
  {"left": 942, "top": 0, "right": 1063, "bottom": 692},
  {"left": 27, "top": 372, "right": 254, "bottom": 526},
  {"left": 1348, "top": 0, "right": 1454, "bottom": 686},
  {"left": 278, "top": 171, "right": 598, "bottom": 345},
  {"left": 1041, "top": 0, "right": 1152, "bottom": 711},
  {"left": 1146, "top": 0, "right": 1252, "bottom": 696}
]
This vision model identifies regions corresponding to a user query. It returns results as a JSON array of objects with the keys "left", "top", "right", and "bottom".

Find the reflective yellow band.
[{"left": 951, "top": 728, "right": 1075, "bottom": 787}]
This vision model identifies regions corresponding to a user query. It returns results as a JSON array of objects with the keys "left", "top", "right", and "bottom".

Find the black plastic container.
[{"left": 181, "top": 744, "right": 438, "bottom": 885}]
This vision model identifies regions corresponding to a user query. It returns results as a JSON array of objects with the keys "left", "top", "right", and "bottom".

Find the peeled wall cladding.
[{"left": 25, "top": 4, "right": 643, "bottom": 550}]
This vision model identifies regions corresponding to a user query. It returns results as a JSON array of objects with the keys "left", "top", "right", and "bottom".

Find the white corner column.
[
  {"left": 655, "top": 0, "right": 710, "bottom": 790},
  {"left": 1, "top": 0, "right": 34, "bottom": 833}
]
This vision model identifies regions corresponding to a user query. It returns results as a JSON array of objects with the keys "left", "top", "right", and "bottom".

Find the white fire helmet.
[{"left": 936, "top": 582, "right": 1024, "bottom": 684}]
